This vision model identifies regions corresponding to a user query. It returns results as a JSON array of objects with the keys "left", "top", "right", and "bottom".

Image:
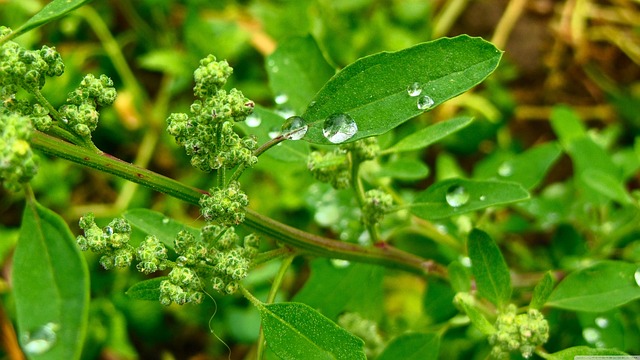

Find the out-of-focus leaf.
[
  {"left": 530, "top": 271, "right": 555, "bottom": 309},
  {"left": 546, "top": 346, "right": 630, "bottom": 359},
  {"left": 549, "top": 105, "right": 587, "bottom": 147},
  {"left": 383, "top": 116, "right": 473, "bottom": 153},
  {"left": 377, "top": 333, "right": 440, "bottom": 360},
  {"left": 448, "top": 261, "right": 471, "bottom": 293},
  {"left": 581, "top": 168, "right": 634, "bottom": 205},
  {"left": 467, "top": 229, "right": 511, "bottom": 308},
  {"left": 375, "top": 158, "right": 429, "bottom": 181},
  {"left": 125, "top": 277, "right": 167, "bottom": 301},
  {"left": 123, "top": 209, "right": 199, "bottom": 250},
  {"left": 454, "top": 293, "right": 495, "bottom": 336},
  {"left": 423, "top": 279, "right": 457, "bottom": 323}
]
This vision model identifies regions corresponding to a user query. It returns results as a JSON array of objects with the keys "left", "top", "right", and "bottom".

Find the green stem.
[
  {"left": 227, "top": 134, "right": 286, "bottom": 184},
  {"left": 349, "top": 153, "right": 380, "bottom": 243},
  {"left": 30, "top": 131, "right": 447, "bottom": 278}
]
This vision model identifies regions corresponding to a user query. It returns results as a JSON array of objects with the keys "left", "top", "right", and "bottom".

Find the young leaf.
[
  {"left": 410, "top": 178, "right": 529, "bottom": 220},
  {"left": 2, "top": 0, "right": 94, "bottom": 42},
  {"left": 546, "top": 346, "right": 630, "bottom": 359},
  {"left": 467, "top": 229, "right": 512, "bottom": 308},
  {"left": 375, "top": 158, "right": 430, "bottom": 181},
  {"left": 549, "top": 105, "right": 587, "bottom": 147},
  {"left": 529, "top": 271, "right": 555, "bottom": 310},
  {"left": 423, "top": 279, "right": 457, "bottom": 323},
  {"left": 266, "top": 35, "right": 336, "bottom": 114},
  {"left": 546, "top": 261, "right": 640, "bottom": 312},
  {"left": 259, "top": 302, "right": 366, "bottom": 360},
  {"left": 581, "top": 168, "right": 633, "bottom": 205},
  {"left": 12, "top": 201, "right": 89, "bottom": 360},
  {"left": 448, "top": 260, "right": 471, "bottom": 293},
  {"left": 453, "top": 293, "right": 496, "bottom": 336},
  {"left": 125, "top": 277, "right": 167, "bottom": 301},
  {"left": 301, "top": 35, "right": 502, "bottom": 144},
  {"left": 123, "top": 209, "right": 199, "bottom": 250},
  {"left": 377, "top": 333, "right": 440, "bottom": 360},
  {"left": 383, "top": 116, "right": 473, "bottom": 154}
]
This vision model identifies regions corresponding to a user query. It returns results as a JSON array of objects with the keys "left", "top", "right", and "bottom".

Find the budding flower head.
[
  {"left": 199, "top": 181, "right": 249, "bottom": 226},
  {"left": 362, "top": 189, "right": 393, "bottom": 226},
  {"left": 0, "top": 112, "right": 38, "bottom": 191},
  {"left": 307, "top": 149, "right": 351, "bottom": 189},
  {"left": 489, "top": 305, "right": 549, "bottom": 359}
]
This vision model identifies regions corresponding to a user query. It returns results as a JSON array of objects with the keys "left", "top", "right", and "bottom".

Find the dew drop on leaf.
[
  {"left": 281, "top": 116, "right": 308, "bottom": 140},
  {"left": 498, "top": 162, "right": 513, "bottom": 177},
  {"left": 445, "top": 185, "right": 469, "bottom": 207},
  {"left": 635, "top": 268, "right": 640, "bottom": 287},
  {"left": 407, "top": 82, "right": 422, "bottom": 97},
  {"left": 417, "top": 95, "right": 435, "bottom": 110},
  {"left": 274, "top": 93, "right": 289, "bottom": 105},
  {"left": 479, "top": 195, "right": 487, "bottom": 201},
  {"left": 595, "top": 317, "right": 609, "bottom": 328},
  {"left": 162, "top": 217, "right": 170, "bottom": 224},
  {"left": 21, "top": 322, "right": 59, "bottom": 355},
  {"left": 330, "top": 259, "right": 351, "bottom": 268},
  {"left": 245, "top": 114, "right": 262, "bottom": 128},
  {"left": 582, "top": 328, "right": 601, "bottom": 344},
  {"left": 322, "top": 113, "right": 357, "bottom": 144}
]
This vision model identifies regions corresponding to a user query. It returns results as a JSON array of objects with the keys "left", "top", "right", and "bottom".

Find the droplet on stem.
[
  {"left": 281, "top": 116, "right": 308, "bottom": 140},
  {"left": 322, "top": 113, "right": 357, "bottom": 144}
]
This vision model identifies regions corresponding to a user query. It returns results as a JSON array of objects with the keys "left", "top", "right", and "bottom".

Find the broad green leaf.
[
  {"left": 123, "top": 209, "right": 199, "bottom": 250},
  {"left": 374, "top": 158, "right": 429, "bottom": 181},
  {"left": 125, "top": 277, "right": 167, "bottom": 301},
  {"left": 567, "top": 137, "right": 620, "bottom": 178},
  {"left": 383, "top": 116, "right": 473, "bottom": 153},
  {"left": 301, "top": 35, "right": 502, "bottom": 144},
  {"left": 13, "top": 202, "right": 89, "bottom": 360},
  {"left": 2, "top": 0, "right": 94, "bottom": 42},
  {"left": 411, "top": 178, "right": 529, "bottom": 220},
  {"left": 546, "top": 261, "right": 640, "bottom": 312},
  {"left": 259, "top": 302, "right": 366, "bottom": 360},
  {"left": 377, "top": 333, "right": 440, "bottom": 360},
  {"left": 237, "top": 106, "right": 310, "bottom": 162},
  {"left": 453, "top": 293, "right": 495, "bottom": 336},
  {"left": 549, "top": 105, "right": 587, "bottom": 147},
  {"left": 546, "top": 346, "right": 630, "bottom": 359},
  {"left": 423, "top": 279, "right": 457, "bottom": 323},
  {"left": 293, "top": 259, "right": 384, "bottom": 321},
  {"left": 581, "top": 168, "right": 633, "bottom": 205},
  {"left": 467, "top": 229, "right": 511, "bottom": 308},
  {"left": 530, "top": 271, "right": 555, "bottom": 310},
  {"left": 266, "top": 35, "right": 335, "bottom": 114}
]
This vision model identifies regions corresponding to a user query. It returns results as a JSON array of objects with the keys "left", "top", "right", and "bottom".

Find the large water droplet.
[
  {"left": 245, "top": 114, "right": 261, "bottom": 128},
  {"left": 274, "top": 93, "right": 289, "bottom": 105},
  {"left": 407, "top": 82, "right": 422, "bottom": 97},
  {"left": 417, "top": 95, "right": 435, "bottom": 110},
  {"left": 445, "top": 185, "right": 470, "bottom": 207},
  {"left": 498, "top": 162, "right": 514, "bottom": 177},
  {"left": 104, "top": 226, "right": 113, "bottom": 236},
  {"left": 635, "top": 268, "right": 640, "bottom": 287},
  {"left": 322, "top": 113, "right": 357, "bottom": 144},
  {"left": 21, "top": 323, "right": 59, "bottom": 355},
  {"left": 281, "top": 116, "right": 308, "bottom": 140}
]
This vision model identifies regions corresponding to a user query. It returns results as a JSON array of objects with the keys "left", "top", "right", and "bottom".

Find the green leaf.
[
  {"left": 454, "top": 293, "right": 495, "bottom": 336},
  {"left": 377, "top": 333, "right": 440, "bottom": 360},
  {"left": 259, "top": 302, "right": 366, "bottom": 360},
  {"left": 13, "top": 201, "right": 89, "bottom": 360},
  {"left": 423, "top": 279, "right": 457, "bottom": 323},
  {"left": 581, "top": 168, "right": 633, "bottom": 205},
  {"left": 2, "top": 0, "right": 94, "bottom": 42},
  {"left": 467, "top": 229, "right": 512, "bottom": 308},
  {"left": 293, "top": 259, "right": 384, "bottom": 321},
  {"left": 546, "top": 346, "right": 630, "bottom": 359},
  {"left": 125, "top": 277, "right": 167, "bottom": 301},
  {"left": 384, "top": 116, "right": 473, "bottom": 153},
  {"left": 549, "top": 105, "right": 587, "bottom": 147},
  {"left": 301, "top": 35, "right": 502, "bottom": 144},
  {"left": 266, "top": 35, "right": 336, "bottom": 114},
  {"left": 375, "top": 158, "right": 429, "bottom": 181},
  {"left": 546, "top": 261, "right": 640, "bottom": 312},
  {"left": 123, "top": 209, "right": 199, "bottom": 250},
  {"left": 530, "top": 271, "right": 555, "bottom": 310},
  {"left": 448, "top": 261, "right": 471, "bottom": 293},
  {"left": 410, "top": 178, "right": 529, "bottom": 220}
]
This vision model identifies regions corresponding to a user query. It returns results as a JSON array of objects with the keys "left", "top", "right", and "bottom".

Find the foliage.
[{"left": 1, "top": 0, "right": 640, "bottom": 359}]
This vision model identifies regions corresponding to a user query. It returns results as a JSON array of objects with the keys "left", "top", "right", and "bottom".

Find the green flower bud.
[
  {"left": 362, "top": 189, "right": 393, "bottom": 226},
  {"left": 307, "top": 149, "right": 351, "bottom": 189}
]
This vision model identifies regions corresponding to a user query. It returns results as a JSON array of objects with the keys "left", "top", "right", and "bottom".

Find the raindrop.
[
  {"left": 245, "top": 114, "right": 261, "bottom": 128},
  {"left": 582, "top": 328, "right": 601, "bottom": 344},
  {"left": 104, "top": 226, "right": 114, "bottom": 236},
  {"left": 407, "top": 82, "right": 423, "bottom": 97},
  {"left": 322, "top": 113, "right": 358, "bottom": 144},
  {"left": 21, "top": 323, "right": 59, "bottom": 355},
  {"left": 162, "top": 217, "right": 170, "bottom": 224},
  {"left": 308, "top": 100, "right": 317, "bottom": 108},
  {"left": 479, "top": 195, "right": 487, "bottom": 201},
  {"left": 498, "top": 162, "right": 514, "bottom": 177},
  {"left": 417, "top": 95, "right": 435, "bottom": 110},
  {"left": 281, "top": 116, "right": 308, "bottom": 140},
  {"left": 275, "top": 108, "right": 295, "bottom": 119},
  {"left": 635, "top": 268, "right": 640, "bottom": 287},
  {"left": 595, "top": 317, "right": 609, "bottom": 328},
  {"left": 330, "top": 259, "right": 351, "bottom": 268},
  {"left": 460, "top": 256, "right": 472, "bottom": 268},
  {"left": 268, "top": 128, "right": 280, "bottom": 139},
  {"left": 445, "top": 185, "right": 470, "bottom": 207},
  {"left": 274, "top": 93, "right": 288, "bottom": 105}
]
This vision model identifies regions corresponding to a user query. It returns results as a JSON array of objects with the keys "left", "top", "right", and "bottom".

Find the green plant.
[{"left": 2, "top": 1, "right": 640, "bottom": 359}]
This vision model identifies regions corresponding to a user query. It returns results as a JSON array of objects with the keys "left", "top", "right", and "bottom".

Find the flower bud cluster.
[
  {"left": 136, "top": 235, "right": 168, "bottom": 274},
  {"left": 0, "top": 112, "right": 38, "bottom": 191},
  {"left": 76, "top": 213, "right": 135, "bottom": 270},
  {"left": 307, "top": 149, "right": 351, "bottom": 189},
  {"left": 338, "top": 313, "right": 385, "bottom": 358},
  {"left": 59, "top": 74, "right": 117, "bottom": 138},
  {"left": 489, "top": 305, "right": 549, "bottom": 359},
  {"left": 341, "top": 137, "right": 380, "bottom": 161},
  {"left": 199, "top": 181, "right": 249, "bottom": 226},
  {"left": 362, "top": 189, "right": 393, "bottom": 226},
  {"left": 166, "top": 55, "right": 257, "bottom": 172}
]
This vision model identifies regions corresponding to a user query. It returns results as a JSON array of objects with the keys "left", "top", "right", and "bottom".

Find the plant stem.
[
  {"left": 30, "top": 131, "right": 447, "bottom": 278},
  {"left": 349, "top": 152, "right": 380, "bottom": 243}
]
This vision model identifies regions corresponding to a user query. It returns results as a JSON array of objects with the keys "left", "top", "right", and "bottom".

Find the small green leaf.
[
  {"left": 375, "top": 158, "right": 429, "bottom": 181},
  {"left": 2, "top": 0, "right": 94, "bottom": 42},
  {"left": 467, "top": 229, "right": 512, "bottom": 308},
  {"left": 411, "top": 178, "right": 529, "bottom": 220},
  {"left": 454, "top": 293, "right": 495, "bottom": 336},
  {"left": 546, "top": 346, "right": 630, "bottom": 359},
  {"left": 448, "top": 261, "right": 471, "bottom": 293},
  {"left": 125, "top": 277, "right": 167, "bottom": 301},
  {"left": 549, "top": 105, "right": 587, "bottom": 147},
  {"left": 384, "top": 116, "right": 473, "bottom": 154},
  {"left": 423, "top": 279, "right": 457, "bottom": 323},
  {"left": 546, "top": 261, "right": 640, "bottom": 312},
  {"left": 267, "top": 35, "right": 335, "bottom": 114},
  {"left": 377, "top": 333, "right": 440, "bottom": 360},
  {"left": 259, "top": 302, "right": 366, "bottom": 360},
  {"left": 13, "top": 202, "right": 89, "bottom": 360},
  {"left": 581, "top": 168, "right": 633, "bottom": 205},
  {"left": 302, "top": 35, "right": 502, "bottom": 144},
  {"left": 530, "top": 271, "right": 555, "bottom": 310},
  {"left": 123, "top": 209, "right": 199, "bottom": 250}
]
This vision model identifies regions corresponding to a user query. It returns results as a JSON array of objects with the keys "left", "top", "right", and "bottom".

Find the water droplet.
[
  {"left": 460, "top": 256, "right": 472, "bottom": 268},
  {"left": 281, "top": 116, "right": 308, "bottom": 140},
  {"left": 162, "top": 217, "right": 170, "bottom": 224},
  {"left": 498, "top": 162, "right": 513, "bottom": 177},
  {"left": 61, "top": 117, "right": 69, "bottom": 124},
  {"left": 417, "top": 95, "right": 435, "bottom": 110},
  {"left": 104, "top": 226, "right": 113, "bottom": 236},
  {"left": 634, "top": 268, "right": 640, "bottom": 287},
  {"left": 322, "top": 113, "right": 357, "bottom": 144},
  {"left": 308, "top": 100, "right": 316, "bottom": 108},
  {"left": 407, "top": 82, "right": 423, "bottom": 97},
  {"left": 330, "top": 259, "right": 351, "bottom": 268},
  {"left": 21, "top": 323, "right": 59, "bottom": 355},
  {"left": 245, "top": 114, "right": 261, "bottom": 128},
  {"left": 275, "top": 108, "right": 295, "bottom": 119},
  {"left": 582, "top": 328, "right": 601, "bottom": 344},
  {"left": 274, "top": 93, "right": 288, "bottom": 105},
  {"left": 595, "top": 317, "right": 609, "bottom": 328},
  {"left": 479, "top": 195, "right": 487, "bottom": 201},
  {"left": 268, "top": 128, "right": 280, "bottom": 139},
  {"left": 445, "top": 185, "right": 470, "bottom": 207}
]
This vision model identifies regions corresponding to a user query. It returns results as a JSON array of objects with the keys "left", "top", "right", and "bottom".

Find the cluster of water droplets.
[
  {"left": 407, "top": 81, "right": 435, "bottom": 110},
  {"left": 21, "top": 322, "right": 59, "bottom": 355}
]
